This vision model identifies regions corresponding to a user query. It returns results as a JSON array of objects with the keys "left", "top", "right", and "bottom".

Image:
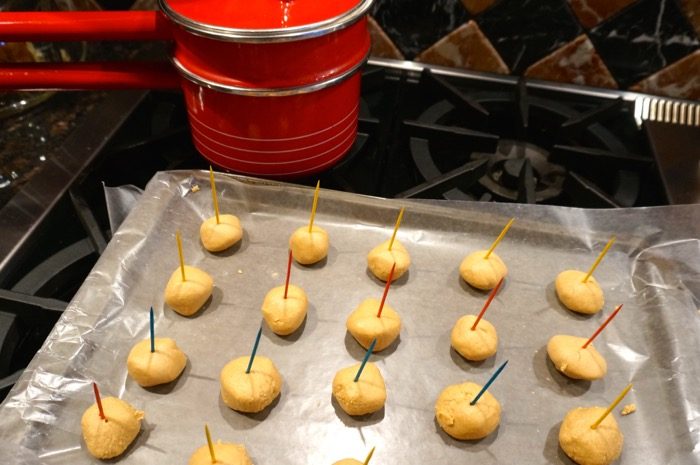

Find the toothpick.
[
  {"left": 470, "top": 360, "right": 508, "bottom": 405},
  {"left": 245, "top": 326, "right": 263, "bottom": 374},
  {"left": 583, "top": 236, "right": 616, "bottom": 283},
  {"left": 354, "top": 338, "right": 378, "bottom": 382},
  {"left": 484, "top": 218, "right": 514, "bottom": 259},
  {"left": 363, "top": 446, "right": 376, "bottom": 465},
  {"left": 149, "top": 306, "right": 155, "bottom": 353},
  {"left": 582, "top": 304, "right": 623, "bottom": 349},
  {"left": 284, "top": 249, "right": 293, "bottom": 299},
  {"left": 376, "top": 263, "right": 396, "bottom": 318},
  {"left": 591, "top": 383, "right": 632, "bottom": 429},
  {"left": 92, "top": 382, "right": 106, "bottom": 422},
  {"left": 471, "top": 277, "right": 504, "bottom": 330},
  {"left": 176, "top": 230, "right": 186, "bottom": 282},
  {"left": 308, "top": 180, "right": 320, "bottom": 233},
  {"left": 388, "top": 207, "right": 405, "bottom": 251},
  {"left": 204, "top": 424, "right": 217, "bottom": 464},
  {"left": 209, "top": 166, "right": 220, "bottom": 224}
]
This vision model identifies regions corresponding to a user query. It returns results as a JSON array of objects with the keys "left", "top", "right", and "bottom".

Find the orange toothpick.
[
  {"left": 283, "top": 249, "right": 293, "bottom": 299},
  {"left": 209, "top": 166, "right": 220, "bottom": 224},
  {"left": 176, "top": 230, "right": 186, "bottom": 282},
  {"left": 388, "top": 207, "right": 405, "bottom": 251},
  {"left": 471, "top": 277, "right": 504, "bottom": 330},
  {"left": 376, "top": 263, "right": 396, "bottom": 318},
  {"left": 308, "top": 180, "right": 320, "bottom": 233},
  {"left": 204, "top": 424, "right": 216, "bottom": 463},
  {"left": 582, "top": 304, "right": 623, "bottom": 348},
  {"left": 591, "top": 383, "right": 632, "bottom": 429},
  {"left": 484, "top": 218, "right": 514, "bottom": 259},
  {"left": 92, "top": 382, "right": 106, "bottom": 422},
  {"left": 583, "top": 236, "right": 615, "bottom": 283}
]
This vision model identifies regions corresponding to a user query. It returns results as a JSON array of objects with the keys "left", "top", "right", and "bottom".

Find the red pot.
[{"left": 0, "top": 0, "right": 373, "bottom": 178}]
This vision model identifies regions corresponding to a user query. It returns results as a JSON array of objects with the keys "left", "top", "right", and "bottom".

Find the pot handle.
[
  {"left": 0, "top": 11, "right": 172, "bottom": 41},
  {"left": 0, "top": 62, "right": 180, "bottom": 90}
]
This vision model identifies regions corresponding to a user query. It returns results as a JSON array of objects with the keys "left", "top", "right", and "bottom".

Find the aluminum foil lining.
[{"left": 0, "top": 171, "right": 698, "bottom": 465}]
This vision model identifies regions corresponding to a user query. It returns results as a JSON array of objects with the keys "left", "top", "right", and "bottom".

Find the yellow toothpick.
[
  {"left": 583, "top": 236, "right": 616, "bottom": 283},
  {"left": 388, "top": 207, "right": 405, "bottom": 251},
  {"left": 362, "top": 446, "right": 376, "bottom": 465},
  {"left": 591, "top": 383, "right": 632, "bottom": 429},
  {"left": 204, "top": 424, "right": 216, "bottom": 464},
  {"left": 209, "top": 166, "right": 220, "bottom": 224},
  {"left": 176, "top": 231, "right": 186, "bottom": 282},
  {"left": 484, "top": 218, "right": 514, "bottom": 259},
  {"left": 308, "top": 180, "right": 320, "bottom": 233}
]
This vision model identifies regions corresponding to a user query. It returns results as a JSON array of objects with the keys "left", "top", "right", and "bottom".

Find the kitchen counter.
[{"left": 0, "top": 40, "right": 167, "bottom": 209}]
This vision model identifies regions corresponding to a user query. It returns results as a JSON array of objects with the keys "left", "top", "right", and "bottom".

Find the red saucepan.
[{"left": 0, "top": 0, "right": 373, "bottom": 178}]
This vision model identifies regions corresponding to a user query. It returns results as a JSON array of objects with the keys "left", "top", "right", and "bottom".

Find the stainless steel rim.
[
  {"left": 171, "top": 51, "right": 369, "bottom": 96},
  {"left": 159, "top": 0, "right": 373, "bottom": 43}
]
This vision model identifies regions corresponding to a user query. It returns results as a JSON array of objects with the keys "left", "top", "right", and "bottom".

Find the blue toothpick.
[
  {"left": 354, "top": 338, "right": 378, "bottom": 382},
  {"left": 246, "top": 326, "right": 263, "bottom": 374},
  {"left": 470, "top": 360, "right": 508, "bottom": 405},
  {"left": 149, "top": 307, "right": 155, "bottom": 353}
]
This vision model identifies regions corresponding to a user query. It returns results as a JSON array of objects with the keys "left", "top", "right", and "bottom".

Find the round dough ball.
[
  {"left": 555, "top": 269, "right": 604, "bottom": 314},
  {"left": 189, "top": 442, "right": 253, "bottom": 465},
  {"left": 332, "top": 362, "right": 386, "bottom": 416},
  {"left": 81, "top": 396, "right": 144, "bottom": 459},
  {"left": 346, "top": 298, "right": 401, "bottom": 352},
  {"left": 164, "top": 265, "right": 213, "bottom": 316},
  {"left": 367, "top": 239, "right": 411, "bottom": 282},
  {"left": 220, "top": 356, "right": 282, "bottom": 413},
  {"left": 459, "top": 250, "right": 507, "bottom": 290},
  {"left": 559, "top": 407, "right": 623, "bottom": 465},
  {"left": 290, "top": 225, "right": 329, "bottom": 265},
  {"left": 435, "top": 381, "right": 501, "bottom": 440},
  {"left": 332, "top": 460, "right": 363, "bottom": 465},
  {"left": 451, "top": 315, "right": 498, "bottom": 361},
  {"left": 127, "top": 337, "right": 187, "bottom": 387},
  {"left": 547, "top": 334, "right": 607, "bottom": 381},
  {"left": 200, "top": 214, "right": 243, "bottom": 252},
  {"left": 261, "top": 284, "right": 308, "bottom": 336}
]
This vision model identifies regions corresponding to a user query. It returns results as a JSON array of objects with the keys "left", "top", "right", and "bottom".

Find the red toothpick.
[
  {"left": 283, "top": 249, "right": 293, "bottom": 299},
  {"left": 471, "top": 277, "right": 504, "bottom": 330},
  {"left": 582, "top": 304, "right": 623, "bottom": 348},
  {"left": 92, "top": 382, "right": 106, "bottom": 422},
  {"left": 376, "top": 263, "right": 396, "bottom": 318}
]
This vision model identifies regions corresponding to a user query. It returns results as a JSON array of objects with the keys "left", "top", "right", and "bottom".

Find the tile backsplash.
[{"left": 369, "top": 0, "right": 700, "bottom": 99}]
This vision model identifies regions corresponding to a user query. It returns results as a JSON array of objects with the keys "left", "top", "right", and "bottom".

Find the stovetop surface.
[{"left": 0, "top": 61, "right": 683, "bottom": 401}]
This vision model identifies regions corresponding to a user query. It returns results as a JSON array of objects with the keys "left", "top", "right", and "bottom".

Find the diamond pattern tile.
[
  {"left": 416, "top": 20, "right": 508, "bottom": 74},
  {"left": 368, "top": 0, "right": 700, "bottom": 98},
  {"left": 476, "top": 0, "right": 583, "bottom": 73},
  {"left": 631, "top": 50, "right": 700, "bottom": 99},
  {"left": 567, "top": 0, "right": 638, "bottom": 29},
  {"left": 525, "top": 35, "right": 617, "bottom": 88},
  {"left": 371, "top": 0, "right": 470, "bottom": 59},
  {"left": 588, "top": 0, "right": 700, "bottom": 88}
]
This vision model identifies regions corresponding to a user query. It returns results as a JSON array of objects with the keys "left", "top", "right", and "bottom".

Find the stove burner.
[
  {"left": 406, "top": 70, "right": 650, "bottom": 206},
  {"left": 475, "top": 140, "right": 566, "bottom": 202}
]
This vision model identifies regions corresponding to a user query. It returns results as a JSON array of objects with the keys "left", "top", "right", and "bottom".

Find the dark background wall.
[{"left": 368, "top": 0, "right": 700, "bottom": 99}]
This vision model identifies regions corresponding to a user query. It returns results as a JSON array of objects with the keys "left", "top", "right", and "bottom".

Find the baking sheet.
[{"left": 0, "top": 170, "right": 699, "bottom": 465}]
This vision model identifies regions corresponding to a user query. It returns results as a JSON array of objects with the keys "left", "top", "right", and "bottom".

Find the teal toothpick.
[
  {"left": 354, "top": 338, "right": 378, "bottom": 382},
  {"left": 246, "top": 326, "right": 263, "bottom": 374},
  {"left": 149, "top": 307, "right": 155, "bottom": 353},
  {"left": 470, "top": 360, "right": 508, "bottom": 406}
]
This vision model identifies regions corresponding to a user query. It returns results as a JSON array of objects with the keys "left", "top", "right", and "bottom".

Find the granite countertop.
[{"left": 0, "top": 40, "right": 167, "bottom": 209}]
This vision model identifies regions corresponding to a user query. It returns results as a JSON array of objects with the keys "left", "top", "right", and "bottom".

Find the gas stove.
[{"left": 0, "top": 58, "right": 698, "bottom": 401}]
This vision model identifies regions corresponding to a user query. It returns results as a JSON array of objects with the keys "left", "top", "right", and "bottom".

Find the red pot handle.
[
  {"left": 0, "top": 11, "right": 172, "bottom": 41},
  {"left": 0, "top": 62, "right": 180, "bottom": 90}
]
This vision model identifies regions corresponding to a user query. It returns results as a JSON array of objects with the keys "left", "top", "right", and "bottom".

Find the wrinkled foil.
[{"left": 0, "top": 171, "right": 698, "bottom": 465}]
